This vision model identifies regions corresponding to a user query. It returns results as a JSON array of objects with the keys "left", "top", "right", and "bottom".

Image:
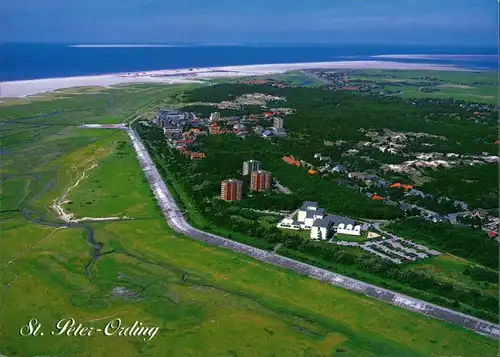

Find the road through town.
[{"left": 86, "top": 124, "right": 500, "bottom": 339}]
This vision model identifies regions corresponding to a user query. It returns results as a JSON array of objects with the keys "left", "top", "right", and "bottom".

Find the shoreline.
[{"left": 0, "top": 60, "right": 473, "bottom": 99}]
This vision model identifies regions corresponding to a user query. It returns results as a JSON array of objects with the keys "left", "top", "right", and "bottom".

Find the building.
[
  {"left": 273, "top": 117, "right": 284, "bottom": 130},
  {"left": 190, "top": 152, "right": 206, "bottom": 160},
  {"left": 310, "top": 214, "right": 360, "bottom": 239},
  {"left": 278, "top": 201, "right": 362, "bottom": 238},
  {"left": 337, "top": 223, "right": 362, "bottom": 236},
  {"left": 210, "top": 112, "right": 221, "bottom": 122},
  {"left": 310, "top": 216, "right": 334, "bottom": 240},
  {"left": 250, "top": 170, "right": 272, "bottom": 192},
  {"left": 242, "top": 160, "right": 261, "bottom": 176},
  {"left": 297, "top": 202, "right": 325, "bottom": 229},
  {"left": 283, "top": 156, "right": 301, "bottom": 166},
  {"left": 221, "top": 179, "right": 243, "bottom": 201},
  {"left": 209, "top": 123, "right": 221, "bottom": 135},
  {"left": 276, "top": 218, "right": 301, "bottom": 230},
  {"left": 262, "top": 130, "right": 275, "bottom": 138}
]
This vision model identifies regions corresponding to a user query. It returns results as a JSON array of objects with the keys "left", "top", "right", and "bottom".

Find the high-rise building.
[
  {"left": 242, "top": 160, "right": 261, "bottom": 176},
  {"left": 210, "top": 112, "right": 221, "bottom": 122},
  {"left": 273, "top": 117, "right": 284, "bottom": 130},
  {"left": 221, "top": 179, "right": 243, "bottom": 201},
  {"left": 250, "top": 170, "right": 272, "bottom": 192}
]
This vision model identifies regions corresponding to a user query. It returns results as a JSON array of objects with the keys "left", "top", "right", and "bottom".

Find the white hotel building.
[{"left": 277, "top": 201, "right": 362, "bottom": 240}]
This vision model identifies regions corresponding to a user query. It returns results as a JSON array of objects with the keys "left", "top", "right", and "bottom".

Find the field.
[
  {"left": 345, "top": 69, "right": 498, "bottom": 103},
  {"left": 0, "top": 82, "right": 498, "bottom": 356}
]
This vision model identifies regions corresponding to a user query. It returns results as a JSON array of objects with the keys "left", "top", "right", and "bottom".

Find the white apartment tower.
[
  {"left": 242, "top": 160, "right": 261, "bottom": 176},
  {"left": 273, "top": 117, "right": 284, "bottom": 130},
  {"left": 210, "top": 112, "right": 221, "bottom": 122}
]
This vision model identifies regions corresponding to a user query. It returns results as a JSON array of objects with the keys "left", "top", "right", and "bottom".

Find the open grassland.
[
  {"left": 0, "top": 84, "right": 498, "bottom": 357},
  {"left": 347, "top": 69, "right": 498, "bottom": 103}
]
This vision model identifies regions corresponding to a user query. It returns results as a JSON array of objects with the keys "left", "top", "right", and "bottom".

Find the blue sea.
[{"left": 0, "top": 43, "right": 497, "bottom": 81}]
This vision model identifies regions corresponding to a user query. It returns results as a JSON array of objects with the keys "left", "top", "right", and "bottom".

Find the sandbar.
[{"left": 372, "top": 54, "right": 497, "bottom": 61}]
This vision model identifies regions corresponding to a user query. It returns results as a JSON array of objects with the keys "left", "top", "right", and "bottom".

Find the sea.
[{"left": 0, "top": 43, "right": 497, "bottom": 81}]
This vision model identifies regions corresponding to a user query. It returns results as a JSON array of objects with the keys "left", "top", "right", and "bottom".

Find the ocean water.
[{"left": 0, "top": 43, "right": 497, "bottom": 81}]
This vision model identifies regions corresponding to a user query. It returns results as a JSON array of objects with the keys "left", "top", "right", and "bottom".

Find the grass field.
[
  {"left": 0, "top": 82, "right": 498, "bottom": 357},
  {"left": 347, "top": 69, "right": 498, "bottom": 103}
]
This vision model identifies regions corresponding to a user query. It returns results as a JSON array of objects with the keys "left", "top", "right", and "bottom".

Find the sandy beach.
[{"left": 0, "top": 60, "right": 467, "bottom": 99}]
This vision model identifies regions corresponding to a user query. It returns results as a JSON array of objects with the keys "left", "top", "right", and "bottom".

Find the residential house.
[
  {"left": 373, "top": 179, "right": 390, "bottom": 188},
  {"left": 406, "top": 189, "right": 426, "bottom": 198},
  {"left": 349, "top": 172, "right": 379, "bottom": 181},
  {"left": 283, "top": 156, "right": 301, "bottom": 167},
  {"left": 262, "top": 130, "right": 275, "bottom": 138},
  {"left": 330, "top": 164, "right": 348, "bottom": 174},
  {"left": 209, "top": 124, "right": 221, "bottom": 135},
  {"left": 390, "top": 182, "right": 413, "bottom": 190},
  {"left": 428, "top": 215, "right": 450, "bottom": 223},
  {"left": 190, "top": 152, "right": 206, "bottom": 160},
  {"left": 470, "top": 209, "right": 488, "bottom": 219}
]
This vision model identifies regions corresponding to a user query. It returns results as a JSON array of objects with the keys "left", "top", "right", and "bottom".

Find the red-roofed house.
[
  {"left": 263, "top": 112, "right": 274, "bottom": 118},
  {"left": 176, "top": 139, "right": 194, "bottom": 145},
  {"left": 488, "top": 231, "right": 497, "bottom": 239},
  {"left": 190, "top": 152, "right": 206, "bottom": 160},
  {"left": 209, "top": 124, "right": 221, "bottom": 135}
]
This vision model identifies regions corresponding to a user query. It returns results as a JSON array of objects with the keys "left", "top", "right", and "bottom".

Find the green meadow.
[
  {"left": 0, "top": 81, "right": 498, "bottom": 357},
  {"left": 347, "top": 69, "right": 498, "bottom": 103}
]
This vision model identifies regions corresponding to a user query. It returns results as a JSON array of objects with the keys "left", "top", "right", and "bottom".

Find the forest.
[{"left": 184, "top": 83, "right": 498, "bottom": 155}]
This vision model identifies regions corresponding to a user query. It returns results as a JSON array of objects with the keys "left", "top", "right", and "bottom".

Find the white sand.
[{"left": 0, "top": 60, "right": 467, "bottom": 99}]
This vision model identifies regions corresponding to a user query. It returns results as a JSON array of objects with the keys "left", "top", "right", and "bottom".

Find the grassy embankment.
[{"left": 1, "top": 83, "right": 498, "bottom": 356}]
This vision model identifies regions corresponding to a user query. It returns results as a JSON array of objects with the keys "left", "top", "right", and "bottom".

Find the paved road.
[{"left": 84, "top": 124, "right": 500, "bottom": 340}]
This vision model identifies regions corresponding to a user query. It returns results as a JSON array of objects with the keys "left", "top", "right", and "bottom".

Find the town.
[{"left": 148, "top": 103, "right": 499, "bottom": 242}]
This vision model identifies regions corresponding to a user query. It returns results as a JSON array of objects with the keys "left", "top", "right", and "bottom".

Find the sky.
[{"left": 1, "top": 0, "right": 498, "bottom": 45}]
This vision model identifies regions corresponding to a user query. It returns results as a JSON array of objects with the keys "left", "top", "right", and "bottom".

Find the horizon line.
[{"left": 1, "top": 41, "right": 497, "bottom": 48}]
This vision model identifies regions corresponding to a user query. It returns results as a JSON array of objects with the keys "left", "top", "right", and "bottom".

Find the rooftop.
[
  {"left": 303, "top": 201, "right": 318, "bottom": 207},
  {"left": 325, "top": 214, "right": 355, "bottom": 227},
  {"left": 312, "top": 217, "right": 332, "bottom": 228}
]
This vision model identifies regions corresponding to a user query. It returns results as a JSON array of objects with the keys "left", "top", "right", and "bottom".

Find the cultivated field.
[{"left": 0, "top": 82, "right": 498, "bottom": 356}]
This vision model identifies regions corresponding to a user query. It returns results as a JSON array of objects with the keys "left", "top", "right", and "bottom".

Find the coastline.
[{"left": 0, "top": 60, "right": 470, "bottom": 99}]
